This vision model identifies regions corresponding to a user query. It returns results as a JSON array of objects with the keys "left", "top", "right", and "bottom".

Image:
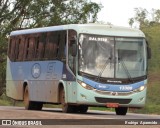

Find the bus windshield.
[{"left": 78, "top": 34, "right": 147, "bottom": 79}]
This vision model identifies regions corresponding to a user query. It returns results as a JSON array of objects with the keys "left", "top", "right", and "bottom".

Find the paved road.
[{"left": 0, "top": 106, "right": 159, "bottom": 128}]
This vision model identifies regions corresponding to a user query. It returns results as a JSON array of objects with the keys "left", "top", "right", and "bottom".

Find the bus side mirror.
[
  {"left": 70, "top": 40, "right": 77, "bottom": 57},
  {"left": 147, "top": 47, "right": 151, "bottom": 59}
]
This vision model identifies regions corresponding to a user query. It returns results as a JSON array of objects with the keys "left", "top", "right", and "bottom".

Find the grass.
[
  {"left": 0, "top": 93, "right": 62, "bottom": 108},
  {"left": 0, "top": 93, "right": 13, "bottom": 106},
  {"left": 131, "top": 73, "right": 160, "bottom": 114},
  {"left": 90, "top": 107, "right": 112, "bottom": 111}
]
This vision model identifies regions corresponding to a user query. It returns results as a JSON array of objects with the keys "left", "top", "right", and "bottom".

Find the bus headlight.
[
  {"left": 133, "top": 85, "right": 146, "bottom": 92},
  {"left": 139, "top": 86, "right": 145, "bottom": 91},
  {"left": 77, "top": 80, "right": 94, "bottom": 90}
]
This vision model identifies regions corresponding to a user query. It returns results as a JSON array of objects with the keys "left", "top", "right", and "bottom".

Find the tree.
[
  {"left": 128, "top": 18, "right": 134, "bottom": 28},
  {"left": 128, "top": 8, "right": 160, "bottom": 28},
  {"left": 0, "top": 0, "right": 102, "bottom": 34},
  {"left": 0, "top": 0, "right": 102, "bottom": 94},
  {"left": 128, "top": 8, "right": 149, "bottom": 28},
  {"left": 129, "top": 8, "right": 160, "bottom": 72},
  {"left": 155, "top": 9, "right": 160, "bottom": 22}
]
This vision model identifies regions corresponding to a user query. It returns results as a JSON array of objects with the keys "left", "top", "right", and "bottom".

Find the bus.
[{"left": 6, "top": 24, "right": 151, "bottom": 115}]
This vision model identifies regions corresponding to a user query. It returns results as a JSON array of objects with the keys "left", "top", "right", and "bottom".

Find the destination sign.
[{"left": 89, "top": 37, "right": 108, "bottom": 42}]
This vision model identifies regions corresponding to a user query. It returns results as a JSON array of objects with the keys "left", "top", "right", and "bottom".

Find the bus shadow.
[
  {"left": 41, "top": 108, "right": 115, "bottom": 116},
  {"left": 42, "top": 108, "right": 62, "bottom": 113}
]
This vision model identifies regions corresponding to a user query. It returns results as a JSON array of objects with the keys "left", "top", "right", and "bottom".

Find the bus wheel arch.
[
  {"left": 58, "top": 83, "right": 73, "bottom": 113},
  {"left": 23, "top": 85, "right": 30, "bottom": 110},
  {"left": 23, "top": 82, "right": 28, "bottom": 100},
  {"left": 23, "top": 83, "right": 43, "bottom": 110}
]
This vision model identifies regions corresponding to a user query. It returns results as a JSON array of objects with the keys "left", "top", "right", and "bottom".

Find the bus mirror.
[{"left": 147, "top": 47, "right": 151, "bottom": 59}]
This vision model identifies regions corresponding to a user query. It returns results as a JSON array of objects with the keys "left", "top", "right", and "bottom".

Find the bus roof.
[{"left": 10, "top": 23, "right": 145, "bottom": 37}]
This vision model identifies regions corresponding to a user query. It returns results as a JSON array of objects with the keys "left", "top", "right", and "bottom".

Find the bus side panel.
[
  {"left": 61, "top": 65, "right": 77, "bottom": 103},
  {"left": 6, "top": 58, "right": 23, "bottom": 100},
  {"left": 6, "top": 58, "right": 64, "bottom": 103},
  {"left": 6, "top": 81, "right": 23, "bottom": 100},
  {"left": 29, "top": 80, "right": 59, "bottom": 102}
]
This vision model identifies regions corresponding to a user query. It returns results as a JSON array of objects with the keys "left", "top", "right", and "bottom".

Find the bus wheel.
[
  {"left": 31, "top": 102, "right": 43, "bottom": 110},
  {"left": 77, "top": 105, "right": 88, "bottom": 113},
  {"left": 24, "top": 86, "right": 43, "bottom": 110},
  {"left": 59, "top": 87, "right": 73, "bottom": 113},
  {"left": 24, "top": 86, "right": 31, "bottom": 110},
  {"left": 115, "top": 107, "right": 128, "bottom": 115}
]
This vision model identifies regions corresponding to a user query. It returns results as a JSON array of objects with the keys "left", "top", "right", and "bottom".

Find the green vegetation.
[
  {"left": 0, "top": 93, "right": 13, "bottom": 106},
  {"left": 134, "top": 19, "right": 160, "bottom": 114},
  {"left": 138, "top": 15, "right": 160, "bottom": 115},
  {"left": 127, "top": 9, "right": 160, "bottom": 114}
]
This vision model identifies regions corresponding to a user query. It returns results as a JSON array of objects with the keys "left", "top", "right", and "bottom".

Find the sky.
[{"left": 91, "top": 0, "right": 160, "bottom": 27}]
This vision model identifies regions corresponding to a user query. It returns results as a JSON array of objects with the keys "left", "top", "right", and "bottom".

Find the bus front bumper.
[{"left": 76, "top": 85, "right": 147, "bottom": 108}]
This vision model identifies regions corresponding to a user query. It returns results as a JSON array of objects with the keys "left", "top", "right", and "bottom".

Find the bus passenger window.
[
  {"left": 50, "top": 37, "right": 58, "bottom": 59},
  {"left": 25, "top": 37, "right": 35, "bottom": 60},
  {"left": 15, "top": 38, "right": 20, "bottom": 61},
  {"left": 38, "top": 33, "right": 46, "bottom": 59},
  {"left": 57, "top": 31, "right": 66, "bottom": 60},
  {"left": 44, "top": 33, "right": 50, "bottom": 59},
  {"left": 34, "top": 35, "right": 40, "bottom": 59},
  {"left": 9, "top": 37, "right": 16, "bottom": 61},
  {"left": 16, "top": 38, "right": 20, "bottom": 60},
  {"left": 45, "top": 32, "right": 58, "bottom": 59},
  {"left": 17, "top": 37, "right": 25, "bottom": 61}
]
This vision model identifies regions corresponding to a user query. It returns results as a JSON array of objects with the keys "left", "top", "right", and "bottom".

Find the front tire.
[
  {"left": 59, "top": 87, "right": 74, "bottom": 113},
  {"left": 115, "top": 107, "right": 128, "bottom": 115},
  {"left": 77, "top": 105, "right": 88, "bottom": 113}
]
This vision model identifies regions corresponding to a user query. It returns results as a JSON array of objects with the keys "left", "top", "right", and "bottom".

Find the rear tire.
[
  {"left": 24, "top": 86, "right": 43, "bottom": 110},
  {"left": 115, "top": 107, "right": 128, "bottom": 115}
]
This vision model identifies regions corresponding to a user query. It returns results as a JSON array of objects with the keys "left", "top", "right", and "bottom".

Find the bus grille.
[
  {"left": 95, "top": 90, "right": 134, "bottom": 96},
  {"left": 95, "top": 97, "right": 132, "bottom": 104}
]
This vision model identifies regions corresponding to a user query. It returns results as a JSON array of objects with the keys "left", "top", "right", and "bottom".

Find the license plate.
[{"left": 106, "top": 103, "right": 119, "bottom": 108}]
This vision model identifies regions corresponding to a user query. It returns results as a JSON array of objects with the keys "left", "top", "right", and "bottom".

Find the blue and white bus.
[{"left": 6, "top": 24, "right": 151, "bottom": 115}]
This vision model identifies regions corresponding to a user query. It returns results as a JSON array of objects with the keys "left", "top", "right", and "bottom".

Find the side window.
[
  {"left": 50, "top": 32, "right": 59, "bottom": 59},
  {"left": 57, "top": 31, "right": 67, "bottom": 60},
  {"left": 8, "top": 38, "right": 12, "bottom": 58},
  {"left": 16, "top": 36, "right": 25, "bottom": 61},
  {"left": 44, "top": 32, "right": 51, "bottom": 59},
  {"left": 68, "top": 30, "right": 77, "bottom": 74},
  {"left": 15, "top": 38, "right": 20, "bottom": 60},
  {"left": 24, "top": 35, "right": 36, "bottom": 60},
  {"left": 38, "top": 33, "right": 47, "bottom": 59},
  {"left": 8, "top": 36, "right": 25, "bottom": 62},
  {"left": 8, "top": 37, "right": 16, "bottom": 61},
  {"left": 34, "top": 34, "right": 40, "bottom": 59},
  {"left": 43, "top": 31, "right": 66, "bottom": 61},
  {"left": 44, "top": 32, "right": 58, "bottom": 59},
  {"left": 9, "top": 31, "right": 67, "bottom": 61}
]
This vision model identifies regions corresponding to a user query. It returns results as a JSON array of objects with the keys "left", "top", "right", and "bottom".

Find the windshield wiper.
[
  {"left": 95, "top": 57, "right": 111, "bottom": 82},
  {"left": 118, "top": 58, "right": 133, "bottom": 83}
]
